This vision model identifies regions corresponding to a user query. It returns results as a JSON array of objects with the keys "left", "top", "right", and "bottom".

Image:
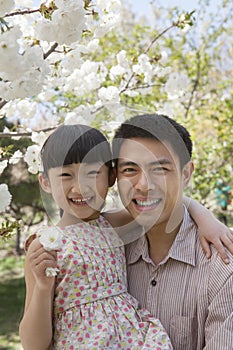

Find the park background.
[{"left": 0, "top": 0, "right": 233, "bottom": 349}]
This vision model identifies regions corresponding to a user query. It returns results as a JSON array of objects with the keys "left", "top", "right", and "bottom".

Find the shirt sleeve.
[{"left": 204, "top": 253, "right": 233, "bottom": 349}]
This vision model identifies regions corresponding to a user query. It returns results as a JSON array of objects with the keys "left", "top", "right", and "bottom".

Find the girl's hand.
[
  {"left": 198, "top": 219, "right": 233, "bottom": 264},
  {"left": 26, "top": 238, "right": 58, "bottom": 291}
]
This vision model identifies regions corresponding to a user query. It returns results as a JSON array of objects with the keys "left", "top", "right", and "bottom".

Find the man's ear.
[
  {"left": 182, "top": 161, "right": 194, "bottom": 188},
  {"left": 108, "top": 168, "right": 116, "bottom": 188},
  {"left": 38, "top": 173, "right": 52, "bottom": 193}
]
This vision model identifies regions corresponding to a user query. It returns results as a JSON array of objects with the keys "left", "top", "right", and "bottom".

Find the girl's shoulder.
[{"left": 102, "top": 208, "right": 133, "bottom": 228}]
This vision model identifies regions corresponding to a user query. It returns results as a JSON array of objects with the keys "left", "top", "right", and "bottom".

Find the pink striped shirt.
[{"left": 125, "top": 208, "right": 233, "bottom": 350}]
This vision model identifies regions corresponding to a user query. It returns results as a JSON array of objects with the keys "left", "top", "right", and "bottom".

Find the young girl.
[{"left": 19, "top": 124, "right": 232, "bottom": 350}]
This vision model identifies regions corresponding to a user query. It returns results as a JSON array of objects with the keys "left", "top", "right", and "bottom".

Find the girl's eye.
[
  {"left": 60, "top": 173, "right": 72, "bottom": 177},
  {"left": 87, "top": 170, "right": 100, "bottom": 176}
]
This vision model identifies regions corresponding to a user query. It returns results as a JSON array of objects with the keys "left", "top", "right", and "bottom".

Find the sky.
[{"left": 129, "top": 0, "right": 222, "bottom": 18}]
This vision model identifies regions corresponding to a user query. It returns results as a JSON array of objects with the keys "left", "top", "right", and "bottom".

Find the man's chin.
[{"left": 128, "top": 210, "right": 162, "bottom": 230}]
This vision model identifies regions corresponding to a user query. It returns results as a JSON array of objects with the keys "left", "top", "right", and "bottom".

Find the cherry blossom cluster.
[{"left": 0, "top": 0, "right": 194, "bottom": 214}]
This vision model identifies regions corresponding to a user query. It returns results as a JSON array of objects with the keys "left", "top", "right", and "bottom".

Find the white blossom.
[
  {"left": 31, "top": 131, "right": 47, "bottom": 146},
  {"left": 15, "top": 0, "right": 33, "bottom": 6},
  {"left": 64, "top": 105, "right": 94, "bottom": 125},
  {"left": 44, "top": 267, "right": 60, "bottom": 277},
  {"left": 39, "top": 227, "right": 62, "bottom": 251},
  {"left": 0, "top": 0, "right": 14, "bottom": 17},
  {"left": 98, "top": 86, "right": 120, "bottom": 103},
  {"left": 0, "top": 160, "right": 8, "bottom": 174},
  {"left": 0, "top": 27, "right": 49, "bottom": 100},
  {"left": 24, "top": 145, "right": 42, "bottom": 174},
  {"left": 164, "top": 72, "right": 190, "bottom": 97},
  {"left": 0, "top": 184, "right": 12, "bottom": 213},
  {"left": 9, "top": 150, "right": 23, "bottom": 165},
  {"left": 35, "top": 0, "right": 86, "bottom": 45},
  {"left": 38, "top": 227, "right": 62, "bottom": 277},
  {"left": 64, "top": 61, "right": 107, "bottom": 95}
]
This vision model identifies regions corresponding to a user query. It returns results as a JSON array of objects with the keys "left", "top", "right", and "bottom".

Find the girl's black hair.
[{"left": 41, "top": 124, "right": 113, "bottom": 175}]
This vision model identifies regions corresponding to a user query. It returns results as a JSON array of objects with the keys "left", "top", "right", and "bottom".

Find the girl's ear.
[
  {"left": 108, "top": 168, "right": 116, "bottom": 188},
  {"left": 38, "top": 173, "right": 52, "bottom": 193}
]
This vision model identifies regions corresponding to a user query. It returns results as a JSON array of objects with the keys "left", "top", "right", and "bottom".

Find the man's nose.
[{"left": 135, "top": 171, "right": 155, "bottom": 191}]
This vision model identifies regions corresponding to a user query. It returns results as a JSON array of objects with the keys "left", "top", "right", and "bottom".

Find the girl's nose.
[{"left": 71, "top": 176, "right": 88, "bottom": 194}]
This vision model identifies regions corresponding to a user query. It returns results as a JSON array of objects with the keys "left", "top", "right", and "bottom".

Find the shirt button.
[{"left": 151, "top": 279, "right": 157, "bottom": 286}]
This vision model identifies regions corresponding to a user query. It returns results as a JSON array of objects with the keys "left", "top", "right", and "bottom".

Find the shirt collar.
[{"left": 126, "top": 206, "right": 197, "bottom": 267}]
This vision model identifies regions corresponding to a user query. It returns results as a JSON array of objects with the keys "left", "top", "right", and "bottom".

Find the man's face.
[{"left": 117, "top": 137, "right": 192, "bottom": 231}]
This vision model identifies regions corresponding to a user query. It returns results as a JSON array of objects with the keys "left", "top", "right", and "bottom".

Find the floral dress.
[{"left": 35, "top": 216, "right": 173, "bottom": 350}]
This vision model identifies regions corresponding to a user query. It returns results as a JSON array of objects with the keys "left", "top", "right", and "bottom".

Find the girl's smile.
[{"left": 40, "top": 162, "right": 110, "bottom": 225}]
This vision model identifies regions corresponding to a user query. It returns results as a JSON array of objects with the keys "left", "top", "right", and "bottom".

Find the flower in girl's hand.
[
  {"left": 44, "top": 266, "right": 60, "bottom": 277},
  {"left": 38, "top": 227, "right": 62, "bottom": 277},
  {"left": 39, "top": 227, "right": 62, "bottom": 251}
]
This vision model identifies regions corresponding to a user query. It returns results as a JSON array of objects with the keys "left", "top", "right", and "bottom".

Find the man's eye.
[
  {"left": 122, "top": 168, "right": 136, "bottom": 173},
  {"left": 152, "top": 167, "right": 167, "bottom": 173}
]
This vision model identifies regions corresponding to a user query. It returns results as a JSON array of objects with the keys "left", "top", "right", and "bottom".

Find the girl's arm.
[
  {"left": 184, "top": 196, "right": 233, "bottom": 264},
  {"left": 19, "top": 238, "right": 57, "bottom": 350}
]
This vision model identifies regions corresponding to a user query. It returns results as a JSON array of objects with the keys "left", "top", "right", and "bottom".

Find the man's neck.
[{"left": 146, "top": 207, "right": 184, "bottom": 265}]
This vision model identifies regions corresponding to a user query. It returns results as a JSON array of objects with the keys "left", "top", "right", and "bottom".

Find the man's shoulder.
[{"left": 209, "top": 245, "right": 233, "bottom": 272}]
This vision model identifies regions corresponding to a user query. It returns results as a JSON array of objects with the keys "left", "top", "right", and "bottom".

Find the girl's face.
[{"left": 40, "top": 162, "right": 110, "bottom": 225}]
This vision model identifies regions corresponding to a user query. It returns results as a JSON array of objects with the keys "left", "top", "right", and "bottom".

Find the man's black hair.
[{"left": 112, "top": 113, "right": 192, "bottom": 169}]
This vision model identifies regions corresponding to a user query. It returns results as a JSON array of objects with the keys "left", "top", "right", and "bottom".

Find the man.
[{"left": 112, "top": 113, "right": 233, "bottom": 350}]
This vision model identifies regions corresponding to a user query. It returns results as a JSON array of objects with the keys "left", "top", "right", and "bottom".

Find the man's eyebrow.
[
  {"left": 118, "top": 158, "right": 172, "bottom": 168},
  {"left": 118, "top": 161, "right": 137, "bottom": 168},
  {"left": 151, "top": 159, "right": 172, "bottom": 165}
]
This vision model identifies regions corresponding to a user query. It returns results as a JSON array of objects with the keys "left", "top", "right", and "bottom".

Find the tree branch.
[
  {"left": 120, "top": 23, "right": 177, "bottom": 94},
  {"left": 0, "top": 126, "right": 57, "bottom": 138},
  {"left": 4, "top": 8, "right": 40, "bottom": 17},
  {"left": 43, "top": 42, "right": 59, "bottom": 59},
  {"left": 184, "top": 51, "right": 201, "bottom": 118}
]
